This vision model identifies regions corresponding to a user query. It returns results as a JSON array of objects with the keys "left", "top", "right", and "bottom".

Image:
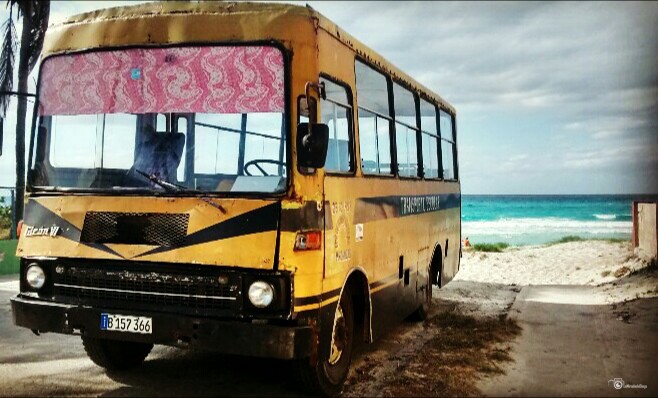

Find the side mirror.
[{"left": 297, "top": 122, "right": 329, "bottom": 169}]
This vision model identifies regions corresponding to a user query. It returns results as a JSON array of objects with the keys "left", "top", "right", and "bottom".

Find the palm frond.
[
  {"left": 26, "top": 1, "right": 49, "bottom": 73},
  {"left": 0, "top": 5, "right": 17, "bottom": 116}
]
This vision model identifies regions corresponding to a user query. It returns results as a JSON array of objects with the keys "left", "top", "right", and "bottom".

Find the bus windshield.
[{"left": 30, "top": 45, "right": 287, "bottom": 194}]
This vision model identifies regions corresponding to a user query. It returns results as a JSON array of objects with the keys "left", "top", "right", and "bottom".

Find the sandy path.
[{"left": 456, "top": 241, "right": 649, "bottom": 286}]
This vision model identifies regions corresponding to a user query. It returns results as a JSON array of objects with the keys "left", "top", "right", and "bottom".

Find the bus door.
[{"left": 319, "top": 77, "right": 357, "bottom": 285}]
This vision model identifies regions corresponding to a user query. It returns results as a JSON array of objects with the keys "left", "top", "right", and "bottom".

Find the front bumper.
[{"left": 11, "top": 295, "right": 312, "bottom": 360}]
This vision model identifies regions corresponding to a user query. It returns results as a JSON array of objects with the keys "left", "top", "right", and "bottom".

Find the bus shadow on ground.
[{"left": 102, "top": 349, "right": 309, "bottom": 397}]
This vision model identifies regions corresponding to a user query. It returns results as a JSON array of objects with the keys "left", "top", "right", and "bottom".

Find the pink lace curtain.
[{"left": 39, "top": 46, "right": 285, "bottom": 116}]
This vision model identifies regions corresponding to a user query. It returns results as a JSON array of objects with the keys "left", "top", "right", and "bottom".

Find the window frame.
[
  {"left": 438, "top": 107, "right": 458, "bottom": 181},
  {"left": 27, "top": 40, "right": 293, "bottom": 198},
  {"left": 354, "top": 58, "right": 397, "bottom": 179},
  {"left": 418, "top": 95, "right": 442, "bottom": 181},
  {"left": 391, "top": 78, "right": 422, "bottom": 180},
  {"left": 319, "top": 73, "right": 357, "bottom": 176}
]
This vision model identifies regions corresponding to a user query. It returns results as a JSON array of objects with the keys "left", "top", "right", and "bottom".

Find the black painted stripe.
[
  {"left": 135, "top": 202, "right": 281, "bottom": 257},
  {"left": 23, "top": 200, "right": 123, "bottom": 258},
  {"left": 294, "top": 273, "right": 407, "bottom": 312},
  {"left": 293, "top": 285, "right": 342, "bottom": 307},
  {"left": 370, "top": 273, "right": 400, "bottom": 289},
  {"left": 293, "top": 272, "right": 403, "bottom": 307},
  {"left": 280, "top": 201, "right": 332, "bottom": 232},
  {"left": 354, "top": 193, "right": 460, "bottom": 224}
]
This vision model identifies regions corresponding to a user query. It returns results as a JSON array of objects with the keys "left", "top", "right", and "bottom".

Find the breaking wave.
[
  {"left": 593, "top": 214, "right": 617, "bottom": 220},
  {"left": 462, "top": 217, "right": 632, "bottom": 237}
]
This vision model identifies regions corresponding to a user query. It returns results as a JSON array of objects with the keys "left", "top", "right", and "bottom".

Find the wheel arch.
[
  {"left": 338, "top": 267, "right": 373, "bottom": 344},
  {"left": 430, "top": 242, "right": 444, "bottom": 287}
]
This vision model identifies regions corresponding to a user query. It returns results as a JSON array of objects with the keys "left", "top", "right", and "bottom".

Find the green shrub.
[
  {"left": 0, "top": 204, "right": 11, "bottom": 230},
  {"left": 0, "top": 239, "right": 19, "bottom": 275},
  {"left": 547, "top": 235, "right": 628, "bottom": 246},
  {"left": 471, "top": 242, "right": 509, "bottom": 252},
  {"left": 554, "top": 235, "right": 584, "bottom": 244}
]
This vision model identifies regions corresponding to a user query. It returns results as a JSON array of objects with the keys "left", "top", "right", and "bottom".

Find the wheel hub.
[{"left": 328, "top": 303, "right": 346, "bottom": 365}]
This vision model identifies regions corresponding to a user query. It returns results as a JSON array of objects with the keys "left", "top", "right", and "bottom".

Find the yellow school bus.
[{"left": 11, "top": 2, "right": 460, "bottom": 396}]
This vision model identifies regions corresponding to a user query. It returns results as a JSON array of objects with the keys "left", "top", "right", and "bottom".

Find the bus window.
[
  {"left": 393, "top": 83, "right": 419, "bottom": 177},
  {"left": 420, "top": 99, "right": 439, "bottom": 179},
  {"left": 355, "top": 61, "right": 393, "bottom": 175},
  {"left": 35, "top": 45, "right": 287, "bottom": 194},
  {"left": 49, "top": 113, "right": 138, "bottom": 170},
  {"left": 194, "top": 113, "right": 242, "bottom": 175},
  {"left": 320, "top": 77, "right": 353, "bottom": 173},
  {"left": 439, "top": 109, "right": 457, "bottom": 180}
]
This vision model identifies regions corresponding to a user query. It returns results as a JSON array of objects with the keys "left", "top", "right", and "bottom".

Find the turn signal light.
[
  {"left": 17, "top": 220, "right": 24, "bottom": 237},
  {"left": 294, "top": 231, "right": 322, "bottom": 251}
]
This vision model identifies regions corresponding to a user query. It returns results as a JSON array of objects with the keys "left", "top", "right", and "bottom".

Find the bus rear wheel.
[
  {"left": 298, "top": 288, "right": 354, "bottom": 397},
  {"left": 82, "top": 336, "right": 153, "bottom": 371}
]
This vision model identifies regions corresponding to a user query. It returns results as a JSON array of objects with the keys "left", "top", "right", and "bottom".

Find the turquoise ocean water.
[
  {"left": 462, "top": 195, "right": 658, "bottom": 246},
  {"left": 2, "top": 193, "right": 655, "bottom": 246}
]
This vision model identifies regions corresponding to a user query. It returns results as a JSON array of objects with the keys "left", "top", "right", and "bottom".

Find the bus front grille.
[
  {"left": 80, "top": 212, "right": 189, "bottom": 247},
  {"left": 51, "top": 263, "right": 241, "bottom": 316}
]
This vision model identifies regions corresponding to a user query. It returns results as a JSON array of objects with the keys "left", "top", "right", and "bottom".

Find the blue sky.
[{"left": 0, "top": 1, "right": 656, "bottom": 194}]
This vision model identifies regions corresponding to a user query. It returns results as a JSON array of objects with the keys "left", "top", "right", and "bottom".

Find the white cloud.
[{"left": 0, "top": 1, "right": 656, "bottom": 194}]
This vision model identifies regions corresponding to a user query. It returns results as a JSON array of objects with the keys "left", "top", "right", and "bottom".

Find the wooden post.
[
  {"left": 655, "top": 202, "right": 658, "bottom": 255},
  {"left": 10, "top": 189, "right": 16, "bottom": 239},
  {"left": 631, "top": 201, "right": 638, "bottom": 247}
]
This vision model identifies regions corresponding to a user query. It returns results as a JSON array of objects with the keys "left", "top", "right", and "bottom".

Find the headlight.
[
  {"left": 248, "top": 281, "right": 274, "bottom": 308},
  {"left": 26, "top": 264, "right": 46, "bottom": 289}
]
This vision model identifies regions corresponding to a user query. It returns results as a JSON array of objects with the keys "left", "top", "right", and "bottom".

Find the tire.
[
  {"left": 82, "top": 336, "right": 153, "bottom": 371},
  {"left": 298, "top": 288, "right": 355, "bottom": 397}
]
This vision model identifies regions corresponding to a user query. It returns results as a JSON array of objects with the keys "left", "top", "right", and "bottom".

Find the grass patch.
[
  {"left": 0, "top": 239, "right": 19, "bottom": 275},
  {"left": 604, "top": 237, "right": 628, "bottom": 243},
  {"left": 382, "top": 311, "right": 521, "bottom": 397},
  {"left": 553, "top": 235, "right": 584, "bottom": 244},
  {"left": 547, "top": 235, "right": 630, "bottom": 246},
  {"left": 471, "top": 242, "right": 509, "bottom": 252}
]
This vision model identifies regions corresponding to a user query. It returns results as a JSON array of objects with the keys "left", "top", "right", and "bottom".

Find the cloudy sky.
[{"left": 0, "top": 1, "right": 656, "bottom": 194}]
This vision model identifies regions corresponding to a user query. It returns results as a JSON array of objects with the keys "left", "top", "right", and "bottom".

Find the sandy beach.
[
  {"left": 438, "top": 240, "right": 658, "bottom": 318},
  {"left": 457, "top": 240, "right": 652, "bottom": 286}
]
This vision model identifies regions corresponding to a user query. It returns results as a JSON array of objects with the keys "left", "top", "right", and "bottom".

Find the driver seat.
[{"left": 125, "top": 126, "right": 185, "bottom": 187}]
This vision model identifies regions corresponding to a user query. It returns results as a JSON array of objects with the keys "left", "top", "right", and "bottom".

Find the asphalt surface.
[
  {"left": 0, "top": 278, "right": 308, "bottom": 397},
  {"left": 2, "top": 277, "right": 657, "bottom": 397},
  {"left": 479, "top": 285, "right": 658, "bottom": 397}
]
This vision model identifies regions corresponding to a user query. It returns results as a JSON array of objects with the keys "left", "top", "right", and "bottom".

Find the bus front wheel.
[
  {"left": 298, "top": 288, "right": 355, "bottom": 397},
  {"left": 82, "top": 336, "right": 153, "bottom": 371}
]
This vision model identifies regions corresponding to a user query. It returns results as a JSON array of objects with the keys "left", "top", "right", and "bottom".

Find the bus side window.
[
  {"left": 420, "top": 99, "right": 440, "bottom": 179},
  {"left": 355, "top": 60, "right": 394, "bottom": 175},
  {"left": 439, "top": 109, "right": 457, "bottom": 180},
  {"left": 392, "top": 82, "right": 420, "bottom": 178},
  {"left": 320, "top": 77, "right": 354, "bottom": 173}
]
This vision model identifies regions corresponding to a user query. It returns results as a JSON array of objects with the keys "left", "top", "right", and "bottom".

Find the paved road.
[
  {"left": 3, "top": 277, "right": 657, "bottom": 397},
  {"left": 0, "top": 277, "right": 435, "bottom": 397},
  {"left": 0, "top": 279, "right": 308, "bottom": 397},
  {"left": 479, "top": 285, "right": 658, "bottom": 397}
]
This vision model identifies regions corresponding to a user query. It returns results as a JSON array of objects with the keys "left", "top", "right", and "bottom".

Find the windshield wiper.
[
  {"left": 134, "top": 169, "right": 188, "bottom": 192},
  {"left": 134, "top": 169, "right": 227, "bottom": 214}
]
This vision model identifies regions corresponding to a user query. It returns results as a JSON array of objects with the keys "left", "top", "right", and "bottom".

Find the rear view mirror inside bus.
[{"left": 297, "top": 122, "right": 329, "bottom": 169}]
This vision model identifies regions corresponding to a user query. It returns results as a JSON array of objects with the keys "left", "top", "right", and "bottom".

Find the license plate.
[{"left": 100, "top": 313, "right": 152, "bottom": 334}]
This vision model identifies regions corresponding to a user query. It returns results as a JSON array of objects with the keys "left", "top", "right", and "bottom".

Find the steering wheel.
[{"left": 243, "top": 159, "right": 287, "bottom": 176}]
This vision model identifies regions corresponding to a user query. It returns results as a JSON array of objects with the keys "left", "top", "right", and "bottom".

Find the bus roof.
[{"left": 53, "top": 1, "right": 455, "bottom": 114}]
